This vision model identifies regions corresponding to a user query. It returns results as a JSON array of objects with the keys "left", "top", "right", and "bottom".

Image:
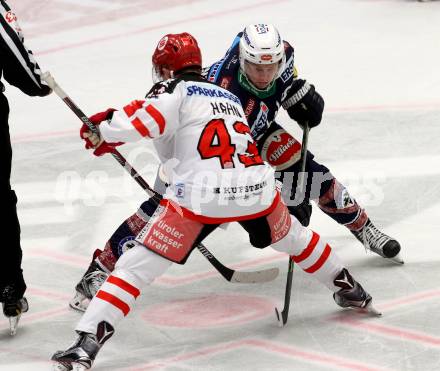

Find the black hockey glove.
[
  {"left": 287, "top": 200, "right": 312, "bottom": 227},
  {"left": 283, "top": 80, "right": 324, "bottom": 129}
]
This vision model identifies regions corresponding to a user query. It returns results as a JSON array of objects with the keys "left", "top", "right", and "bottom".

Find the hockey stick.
[
  {"left": 275, "top": 122, "right": 310, "bottom": 326},
  {"left": 42, "top": 72, "right": 279, "bottom": 284}
]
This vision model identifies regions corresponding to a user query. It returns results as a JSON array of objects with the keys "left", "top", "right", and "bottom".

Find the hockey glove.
[
  {"left": 80, "top": 108, "right": 123, "bottom": 156},
  {"left": 283, "top": 80, "right": 324, "bottom": 129},
  {"left": 287, "top": 200, "right": 312, "bottom": 227}
]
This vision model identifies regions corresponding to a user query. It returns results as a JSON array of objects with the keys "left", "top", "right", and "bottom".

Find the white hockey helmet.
[{"left": 239, "top": 24, "right": 285, "bottom": 70}]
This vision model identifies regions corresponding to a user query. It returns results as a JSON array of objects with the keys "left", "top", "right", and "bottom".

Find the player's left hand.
[
  {"left": 80, "top": 125, "right": 124, "bottom": 156},
  {"left": 288, "top": 200, "right": 312, "bottom": 226},
  {"left": 287, "top": 84, "right": 324, "bottom": 129}
]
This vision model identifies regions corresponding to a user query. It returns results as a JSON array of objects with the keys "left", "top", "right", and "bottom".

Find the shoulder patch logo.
[
  {"left": 4, "top": 10, "right": 22, "bottom": 34},
  {"left": 146, "top": 79, "right": 175, "bottom": 98},
  {"left": 5, "top": 11, "right": 17, "bottom": 23}
]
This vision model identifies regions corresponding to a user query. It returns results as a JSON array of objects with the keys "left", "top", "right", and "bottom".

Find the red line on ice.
[
  {"left": 0, "top": 285, "right": 76, "bottom": 331},
  {"left": 125, "top": 338, "right": 390, "bottom": 371},
  {"left": 11, "top": 129, "right": 77, "bottom": 143},
  {"left": 26, "top": 248, "right": 90, "bottom": 267},
  {"left": 26, "top": 246, "right": 284, "bottom": 287},
  {"left": 21, "top": 0, "right": 204, "bottom": 38},
  {"left": 329, "top": 289, "right": 440, "bottom": 348},
  {"left": 333, "top": 318, "right": 440, "bottom": 348},
  {"left": 34, "top": 0, "right": 289, "bottom": 56},
  {"left": 327, "top": 102, "right": 440, "bottom": 114},
  {"left": 0, "top": 306, "right": 69, "bottom": 332},
  {"left": 378, "top": 289, "right": 440, "bottom": 311},
  {"left": 27, "top": 286, "right": 73, "bottom": 302}
]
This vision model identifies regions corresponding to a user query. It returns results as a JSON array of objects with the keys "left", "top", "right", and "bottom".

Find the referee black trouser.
[{"left": 0, "top": 92, "right": 26, "bottom": 299}]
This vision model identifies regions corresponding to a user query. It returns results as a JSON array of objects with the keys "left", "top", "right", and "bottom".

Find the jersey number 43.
[{"left": 197, "top": 119, "right": 264, "bottom": 169}]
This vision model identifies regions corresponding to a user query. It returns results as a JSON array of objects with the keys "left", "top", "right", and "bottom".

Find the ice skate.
[
  {"left": 351, "top": 219, "right": 403, "bottom": 264},
  {"left": 333, "top": 268, "right": 381, "bottom": 316},
  {"left": 70, "top": 261, "right": 109, "bottom": 312},
  {"left": 1, "top": 284, "right": 29, "bottom": 336},
  {"left": 3, "top": 297, "right": 29, "bottom": 336},
  {"left": 52, "top": 332, "right": 100, "bottom": 370},
  {"left": 52, "top": 321, "right": 114, "bottom": 370}
]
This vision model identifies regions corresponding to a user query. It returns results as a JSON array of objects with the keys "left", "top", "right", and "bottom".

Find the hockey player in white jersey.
[{"left": 52, "top": 33, "right": 378, "bottom": 370}]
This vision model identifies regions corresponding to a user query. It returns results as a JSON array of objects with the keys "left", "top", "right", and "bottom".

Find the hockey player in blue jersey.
[{"left": 203, "top": 23, "right": 402, "bottom": 263}]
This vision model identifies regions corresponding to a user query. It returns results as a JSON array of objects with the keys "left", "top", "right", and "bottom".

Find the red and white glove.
[{"left": 80, "top": 108, "right": 123, "bottom": 156}]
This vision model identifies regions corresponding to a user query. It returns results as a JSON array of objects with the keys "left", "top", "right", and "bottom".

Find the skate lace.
[
  {"left": 1, "top": 285, "right": 18, "bottom": 303},
  {"left": 361, "top": 222, "right": 389, "bottom": 253},
  {"left": 1, "top": 286, "right": 12, "bottom": 299},
  {"left": 84, "top": 270, "right": 108, "bottom": 296}
]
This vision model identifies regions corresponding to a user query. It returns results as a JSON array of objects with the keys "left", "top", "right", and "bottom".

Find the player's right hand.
[
  {"left": 80, "top": 108, "right": 123, "bottom": 156},
  {"left": 88, "top": 108, "right": 117, "bottom": 125},
  {"left": 80, "top": 128, "right": 102, "bottom": 149}
]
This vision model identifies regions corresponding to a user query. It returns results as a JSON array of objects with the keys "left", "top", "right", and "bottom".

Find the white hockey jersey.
[{"left": 99, "top": 73, "right": 276, "bottom": 222}]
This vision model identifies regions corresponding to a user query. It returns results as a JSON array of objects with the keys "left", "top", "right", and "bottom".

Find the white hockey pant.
[
  {"left": 271, "top": 215, "right": 344, "bottom": 291},
  {"left": 76, "top": 242, "right": 172, "bottom": 335}
]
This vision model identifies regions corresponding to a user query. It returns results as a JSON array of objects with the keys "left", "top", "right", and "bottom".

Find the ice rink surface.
[{"left": 1, "top": 0, "right": 440, "bottom": 369}]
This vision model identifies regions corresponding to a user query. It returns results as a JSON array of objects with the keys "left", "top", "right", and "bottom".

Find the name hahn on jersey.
[{"left": 210, "top": 102, "right": 243, "bottom": 118}]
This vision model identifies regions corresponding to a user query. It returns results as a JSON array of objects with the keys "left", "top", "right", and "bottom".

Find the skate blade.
[
  {"left": 389, "top": 252, "right": 404, "bottom": 265},
  {"left": 72, "top": 362, "right": 88, "bottom": 371},
  {"left": 274, "top": 307, "right": 283, "bottom": 328},
  {"left": 363, "top": 301, "right": 382, "bottom": 316},
  {"left": 69, "top": 292, "right": 89, "bottom": 313},
  {"left": 52, "top": 361, "right": 72, "bottom": 371},
  {"left": 9, "top": 314, "right": 22, "bottom": 336}
]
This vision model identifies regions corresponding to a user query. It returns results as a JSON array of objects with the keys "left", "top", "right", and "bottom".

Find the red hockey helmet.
[{"left": 152, "top": 32, "right": 202, "bottom": 80}]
